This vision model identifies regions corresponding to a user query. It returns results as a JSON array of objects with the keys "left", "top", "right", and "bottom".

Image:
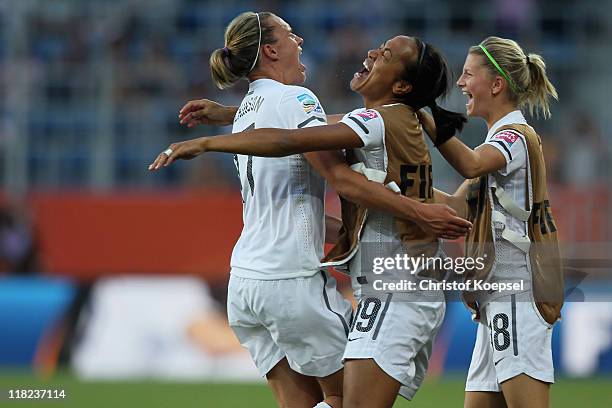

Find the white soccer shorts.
[
  {"left": 343, "top": 292, "right": 446, "bottom": 400},
  {"left": 465, "top": 291, "right": 554, "bottom": 392},
  {"left": 227, "top": 271, "right": 352, "bottom": 377}
]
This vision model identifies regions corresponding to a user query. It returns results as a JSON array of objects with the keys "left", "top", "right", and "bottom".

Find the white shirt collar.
[
  {"left": 486, "top": 110, "right": 527, "bottom": 139},
  {"left": 249, "top": 78, "right": 280, "bottom": 91}
]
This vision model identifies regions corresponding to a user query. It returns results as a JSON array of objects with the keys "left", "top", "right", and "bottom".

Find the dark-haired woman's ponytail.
[{"left": 428, "top": 101, "right": 467, "bottom": 147}]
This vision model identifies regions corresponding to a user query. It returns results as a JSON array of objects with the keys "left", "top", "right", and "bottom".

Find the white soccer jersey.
[
  {"left": 480, "top": 110, "right": 532, "bottom": 299},
  {"left": 339, "top": 106, "right": 442, "bottom": 300},
  {"left": 340, "top": 107, "right": 394, "bottom": 249},
  {"left": 483, "top": 110, "right": 529, "bottom": 238},
  {"left": 230, "top": 78, "right": 327, "bottom": 280}
]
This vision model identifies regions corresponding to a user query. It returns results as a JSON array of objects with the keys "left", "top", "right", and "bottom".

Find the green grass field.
[{"left": 0, "top": 372, "right": 610, "bottom": 407}]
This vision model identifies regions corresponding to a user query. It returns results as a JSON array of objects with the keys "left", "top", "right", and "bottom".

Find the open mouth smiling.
[{"left": 354, "top": 60, "right": 372, "bottom": 79}]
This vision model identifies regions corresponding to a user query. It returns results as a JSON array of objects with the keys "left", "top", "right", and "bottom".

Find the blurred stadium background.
[{"left": 0, "top": 0, "right": 611, "bottom": 406}]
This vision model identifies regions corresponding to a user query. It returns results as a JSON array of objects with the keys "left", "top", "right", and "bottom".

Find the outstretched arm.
[
  {"left": 178, "top": 98, "right": 345, "bottom": 128},
  {"left": 149, "top": 123, "right": 363, "bottom": 170},
  {"left": 304, "top": 151, "right": 471, "bottom": 240},
  {"left": 418, "top": 110, "right": 506, "bottom": 179},
  {"left": 147, "top": 128, "right": 471, "bottom": 237},
  {"left": 436, "top": 139, "right": 506, "bottom": 179},
  {"left": 179, "top": 99, "right": 237, "bottom": 127}
]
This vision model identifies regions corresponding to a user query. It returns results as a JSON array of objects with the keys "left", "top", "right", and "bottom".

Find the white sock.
[{"left": 313, "top": 403, "right": 332, "bottom": 408}]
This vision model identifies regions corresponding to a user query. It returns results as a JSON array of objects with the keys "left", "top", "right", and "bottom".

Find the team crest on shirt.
[
  {"left": 297, "top": 93, "right": 317, "bottom": 113},
  {"left": 492, "top": 131, "right": 519, "bottom": 147},
  {"left": 356, "top": 109, "right": 379, "bottom": 122}
]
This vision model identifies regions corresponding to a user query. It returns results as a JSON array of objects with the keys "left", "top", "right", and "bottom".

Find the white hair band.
[{"left": 249, "top": 12, "right": 262, "bottom": 72}]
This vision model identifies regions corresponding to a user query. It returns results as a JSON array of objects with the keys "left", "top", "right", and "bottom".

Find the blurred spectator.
[
  {"left": 541, "top": 132, "right": 563, "bottom": 184},
  {"left": 494, "top": 0, "right": 535, "bottom": 38},
  {"left": 0, "top": 203, "right": 39, "bottom": 274},
  {"left": 0, "top": 0, "right": 609, "bottom": 192},
  {"left": 318, "top": 25, "right": 373, "bottom": 113},
  {"left": 561, "top": 112, "right": 609, "bottom": 186}
]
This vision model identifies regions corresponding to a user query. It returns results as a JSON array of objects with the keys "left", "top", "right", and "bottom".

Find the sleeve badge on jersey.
[
  {"left": 355, "top": 109, "right": 379, "bottom": 122},
  {"left": 492, "top": 131, "right": 519, "bottom": 147},
  {"left": 296, "top": 93, "right": 317, "bottom": 113}
]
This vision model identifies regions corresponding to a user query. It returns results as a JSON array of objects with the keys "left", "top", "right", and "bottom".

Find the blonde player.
[
  {"left": 150, "top": 12, "right": 470, "bottom": 408},
  {"left": 152, "top": 35, "right": 468, "bottom": 407},
  {"left": 421, "top": 36, "right": 562, "bottom": 408}
]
